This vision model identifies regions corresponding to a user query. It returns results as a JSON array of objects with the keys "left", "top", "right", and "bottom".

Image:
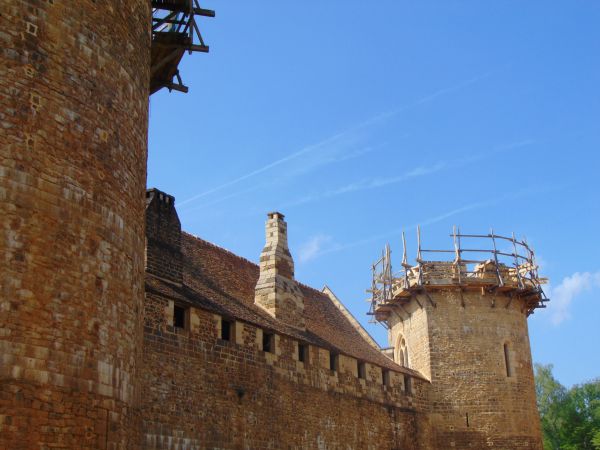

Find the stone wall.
[
  {"left": 146, "top": 189, "right": 183, "bottom": 284},
  {"left": 389, "top": 287, "right": 543, "bottom": 449},
  {"left": 0, "top": 1, "right": 150, "bottom": 448},
  {"left": 140, "top": 291, "right": 433, "bottom": 449}
]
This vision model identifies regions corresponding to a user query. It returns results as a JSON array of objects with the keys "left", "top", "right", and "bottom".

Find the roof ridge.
[
  {"left": 183, "top": 231, "right": 334, "bottom": 299},
  {"left": 297, "top": 280, "right": 328, "bottom": 297},
  {"left": 321, "top": 285, "right": 381, "bottom": 351},
  {"left": 182, "top": 231, "right": 259, "bottom": 269}
]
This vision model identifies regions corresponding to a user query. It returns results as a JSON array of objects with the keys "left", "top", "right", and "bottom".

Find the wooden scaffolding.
[
  {"left": 151, "top": 0, "right": 214, "bottom": 94},
  {"left": 367, "top": 227, "right": 549, "bottom": 325}
]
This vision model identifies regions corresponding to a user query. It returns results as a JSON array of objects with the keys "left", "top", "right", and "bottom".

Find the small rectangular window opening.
[
  {"left": 504, "top": 343, "right": 512, "bottom": 377},
  {"left": 298, "top": 343, "right": 308, "bottom": 363},
  {"left": 221, "top": 319, "right": 233, "bottom": 341},
  {"left": 329, "top": 352, "right": 339, "bottom": 372},
  {"left": 357, "top": 361, "right": 366, "bottom": 379},
  {"left": 404, "top": 374, "right": 412, "bottom": 395},
  {"left": 382, "top": 369, "right": 390, "bottom": 387},
  {"left": 173, "top": 304, "right": 186, "bottom": 329},
  {"left": 262, "top": 332, "right": 274, "bottom": 353},
  {"left": 466, "top": 412, "right": 470, "bottom": 427}
]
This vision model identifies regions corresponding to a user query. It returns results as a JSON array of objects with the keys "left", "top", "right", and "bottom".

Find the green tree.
[
  {"left": 594, "top": 400, "right": 600, "bottom": 448},
  {"left": 535, "top": 363, "right": 600, "bottom": 450},
  {"left": 560, "top": 381, "right": 600, "bottom": 449},
  {"left": 536, "top": 363, "right": 567, "bottom": 449}
]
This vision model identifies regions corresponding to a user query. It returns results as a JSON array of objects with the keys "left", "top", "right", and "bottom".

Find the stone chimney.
[{"left": 255, "top": 212, "right": 305, "bottom": 329}]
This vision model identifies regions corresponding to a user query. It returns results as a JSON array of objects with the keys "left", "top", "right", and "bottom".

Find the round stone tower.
[
  {"left": 0, "top": 2, "right": 150, "bottom": 448},
  {"left": 372, "top": 232, "right": 546, "bottom": 449}
]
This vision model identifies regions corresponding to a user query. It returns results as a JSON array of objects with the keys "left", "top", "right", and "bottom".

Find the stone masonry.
[
  {"left": 255, "top": 212, "right": 306, "bottom": 329},
  {"left": 0, "top": 1, "right": 546, "bottom": 447},
  {"left": 0, "top": 1, "right": 150, "bottom": 448},
  {"left": 385, "top": 263, "right": 544, "bottom": 449},
  {"left": 140, "top": 191, "right": 433, "bottom": 449}
]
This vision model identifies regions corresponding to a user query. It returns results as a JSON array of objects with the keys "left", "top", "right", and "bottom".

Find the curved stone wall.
[
  {"left": 389, "top": 289, "right": 543, "bottom": 449},
  {"left": 0, "top": 1, "right": 150, "bottom": 447}
]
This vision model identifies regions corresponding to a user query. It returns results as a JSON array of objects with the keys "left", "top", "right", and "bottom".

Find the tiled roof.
[{"left": 146, "top": 231, "right": 425, "bottom": 378}]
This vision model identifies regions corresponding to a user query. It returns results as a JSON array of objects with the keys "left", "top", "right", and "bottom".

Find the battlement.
[
  {"left": 369, "top": 228, "right": 549, "bottom": 321},
  {"left": 146, "top": 187, "right": 176, "bottom": 205}
]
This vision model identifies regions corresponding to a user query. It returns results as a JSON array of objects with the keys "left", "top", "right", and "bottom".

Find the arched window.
[{"left": 395, "top": 335, "right": 410, "bottom": 368}]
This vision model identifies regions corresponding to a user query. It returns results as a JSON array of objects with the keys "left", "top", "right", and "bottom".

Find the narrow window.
[
  {"left": 221, "top": 319, "right": 233, "bottom": 341},
  {"left": 262, "top": 332, "right": 274, "bottom": 353},
  {"left": 173, "top": 304, "right": 187, "bottom": 329},
  {"left": 382, "top": 369, "right": 390, "bottom": 387},
  {"left": 504, "top": 343, "right": 512, "bottom": 377},
  {"left": 357, "top": 361, "right": 366, "bottom": 379},
  {"left": 298, "top": 343, "right": 308, "bottom": 363},
  {"left": 329, "top": 352, "right": 339, "bottom": 372},
  {"left": 404, "top": 374, "right": 412, "bottom": 395},
  {"left": 466, "top": 412, "right": 470, "bottom": 427}
]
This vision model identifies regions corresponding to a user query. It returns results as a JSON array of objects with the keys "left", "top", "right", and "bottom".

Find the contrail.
[
  {"left": 177, "top": 139, "right": 333, "bottom": 207},
  {"left": 315, "top": 201, "right": 488, "bottom": 258},
  {"left": 281, "top": 138, "right": 535, "bottom": 209},
  {"left": 179, "top": 71, "right": 495, "bottom": 208},
  {"left": 182, "top": 145, "right": 380, "bottom": 212},
  {"left": 307, "top": 184, "right": 560, "bottom": 260},
  {"left": 414, "top": 72, "right": 494, "bottom": 106},
  {"left": 182, "top": 183, "right": 267, "bottom": 212}
]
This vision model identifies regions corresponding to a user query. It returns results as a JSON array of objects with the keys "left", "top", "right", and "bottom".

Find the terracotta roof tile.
[{"left": 146, "top": 231, "right": 424, "bottom": 377}]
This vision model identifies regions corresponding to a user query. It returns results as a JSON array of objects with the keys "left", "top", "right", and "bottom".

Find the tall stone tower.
[
  {"left": 255, "top": 212, "right": 305, "bottom": 329},
  {"left": 371, "top": 232, "right": 546, "bottom": 449},
  {"left": 0, "top": 2, "right": 150, "bottom": 448}
]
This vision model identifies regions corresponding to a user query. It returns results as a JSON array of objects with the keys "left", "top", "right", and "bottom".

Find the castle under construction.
[{"left": 0, "top": 2, "right": 546, "bottom": 448}]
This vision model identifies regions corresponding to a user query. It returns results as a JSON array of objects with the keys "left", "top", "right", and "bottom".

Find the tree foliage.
[{"left": 535, "top": 363, "right": 600, "bottom": 449}]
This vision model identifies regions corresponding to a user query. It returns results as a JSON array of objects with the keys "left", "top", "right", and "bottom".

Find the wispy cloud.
[
  {"left": 282, "top": 161, "right": 447, "bottom": 208},
  {"left": 457, "top": 139, "right": 536, "bottom": 165},
  {"left": 298, "top": 234, "right": 333, "bottom": 263},
  {"left": 183, "top": 183, "right": 267, "bottom": 211},
  {"left": 413, "top": 71, "right": 495, "bottom": 106},
  {"left": 282, "top": 138, "right": 536, "bottom": 209},
  {"left": 181, "top": 144, "right": 380, "bottom": 213},
  {"left": 547, "top": 271, "right": 600, "bottom": 325},
  {"left": 179, "top": 72, "right": 494, "bottom": 209},
  {"left": 293, "top": 185, "right": 560, "bottom": 262},
  {"left": 297, "top": 200, "right": 491, "bottom": 262},
  {"left": 418, "top": 202, "right": 488, "bottom": 227},
  {"left": 360, "top": 70, "right": 496, "bottom": 125},
  {"left": 177, "top": 136, "right": 339, "bottom": 207},
  {"left": 284, "top": 144, "right": 381, "bottom": 179}
]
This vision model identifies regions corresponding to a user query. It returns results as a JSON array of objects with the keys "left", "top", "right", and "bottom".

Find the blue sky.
[{"left": 148, "top": 1, "right": 600, "bottom": 387}]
